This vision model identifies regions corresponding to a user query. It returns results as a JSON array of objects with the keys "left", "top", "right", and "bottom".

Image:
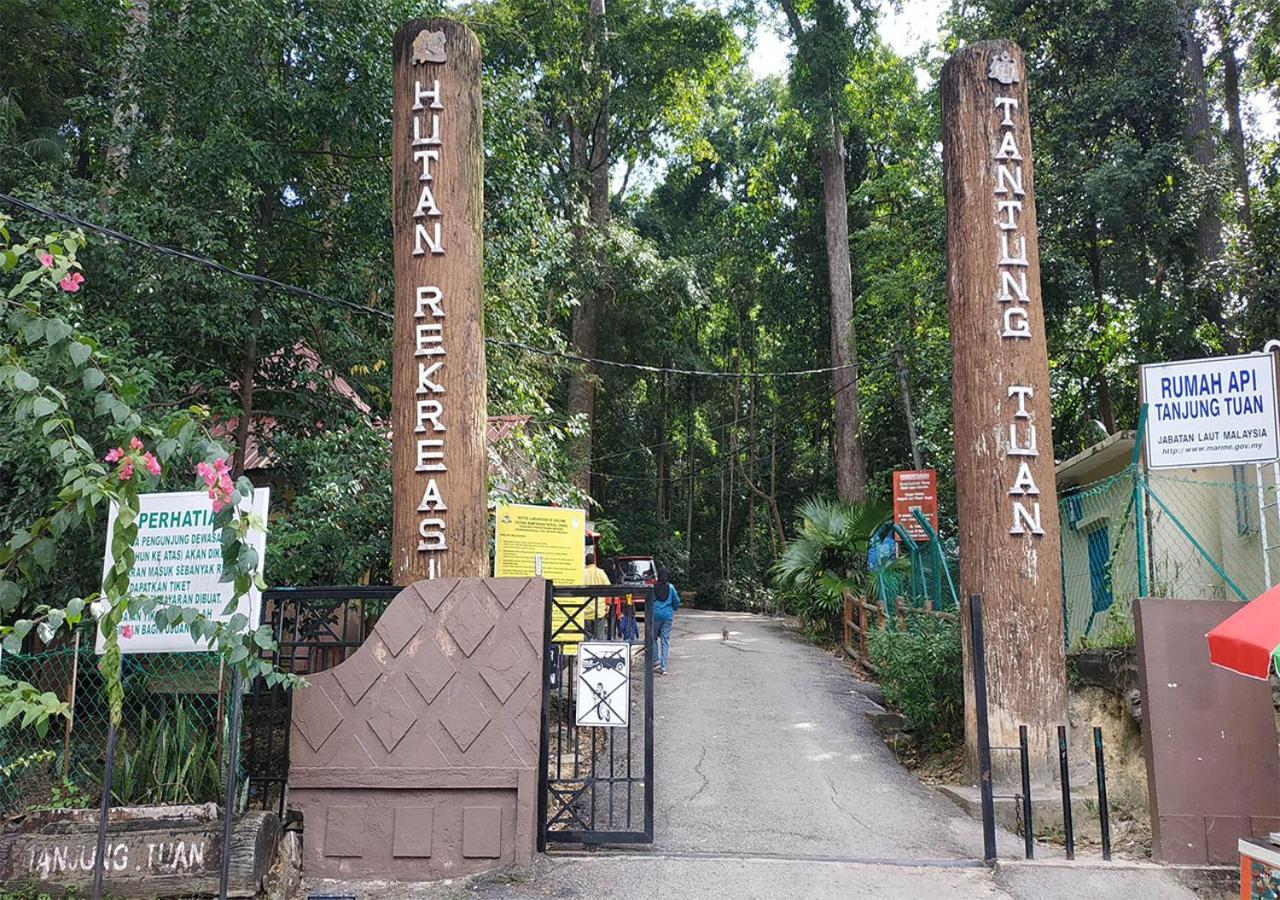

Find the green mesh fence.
[
  {"left": 1061, "top": 464, "right": 1280, "bottom": 649},
  {"left": 0, "top": 640, "right": 232, "bottom": 816},
  {"left": 874, "top": 519, "right": 960, "bottom": 614}
]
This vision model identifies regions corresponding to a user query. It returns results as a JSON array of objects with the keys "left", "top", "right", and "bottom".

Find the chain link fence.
[
  {"left": 0, "top": 638, "right": 232, "bottom": 816},
  {"left": 1061, "top": 464, "right": 1279, "bottom": 649}
]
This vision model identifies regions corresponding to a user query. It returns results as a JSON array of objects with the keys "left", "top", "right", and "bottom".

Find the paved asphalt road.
[{"left": 300, "top": 610, "right": 1220, "bottom": 899}]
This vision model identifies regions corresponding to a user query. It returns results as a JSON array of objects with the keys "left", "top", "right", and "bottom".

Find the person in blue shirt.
[{"left": 650, "top": 568, "right": 681, "bottom": 675}]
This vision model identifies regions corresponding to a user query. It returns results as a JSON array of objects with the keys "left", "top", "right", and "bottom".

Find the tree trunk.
[
  {"left": 894, "top": 343, "right": 923, "bottom": 470},
  {"left": 819, "top": 119, "right": 868, "bottom": 503},
  {"left": 685, "top": 378, "right": 695, "bottom": 573},
  {"left": 1218, "top": 26, "right": 1252, "bottom": 233},
  {"left": 103, "top": 0, "right": 150, "bottom": 193},
  {"left": 1085, "top": 232, "right": 1117, "bottom": 433},
  {"left": 656, "top": 363, "right": 668, "bottom": 521},
  {"left": 232, "top": 196, "right": 275, "bottom": 479},
  {"left": 1180, "top": 3, "right": 1227, "bottom": 333},
  {"left": 567, "top": 0, "right": 610, "bottom": 496}
]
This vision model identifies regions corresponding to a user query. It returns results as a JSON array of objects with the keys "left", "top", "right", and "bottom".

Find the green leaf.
[
  {"left": 68, "top": 342, "right": 92, "bottom": 366},
  {"left": 0, "top": 581, "right": 23, "bottom": 611},
  {"left": 44, "top": 319, "right": 72, "bottom": 345},
  {"left": 82, "top": 367, "right": 105, "bottom": 390},
  {"left": 31, "top": 538, "right": 55, "bottom": 572},
  {"left": 31, "top": 397, "right": 57, "bottom": 418},
  {"left": 13, "top": 371, "right": 38, "bottom": 392}
]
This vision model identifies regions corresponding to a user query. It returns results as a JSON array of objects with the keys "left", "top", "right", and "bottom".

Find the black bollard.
[
  {"left": 969, "top": 594, "right": 997, "bottom": 864},
  {"left": 1057, "top": 724, "right": 1074, "bottom": 860},
  {"left": 1019, "top": 724, "right": 1034, "bottom": 859},
  {"left": 1094, "top": 726, "right": 1111, "bottom": 861}
]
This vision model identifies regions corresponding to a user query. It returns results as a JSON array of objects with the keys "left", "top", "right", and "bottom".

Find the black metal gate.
[
  {"left": 538, "top": 584, "right": 654, "bottom": 847},
  {"left": 244, "top": 586, "right": 399, "bottom": 814}
]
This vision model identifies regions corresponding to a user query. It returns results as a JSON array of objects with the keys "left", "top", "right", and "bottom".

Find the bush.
[
  {"left": 868, "top": 612, "right": 964, "bottom": 751},
  {"left": 82, "top": 700, "right": 223, "bottom": 806}
]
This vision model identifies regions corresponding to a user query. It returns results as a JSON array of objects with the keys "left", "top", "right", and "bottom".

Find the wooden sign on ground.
[
  {"left": 390, "top": 18, "right": 488, "bottom": 583},
  {"left": 940, "top": 41, "right": 1067, "bottom": 782}
]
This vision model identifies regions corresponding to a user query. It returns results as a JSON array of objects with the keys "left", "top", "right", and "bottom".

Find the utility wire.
[
  {"left": 486, "top": 338, "right": 860, "bottom": 378},
  {"left": 2, "top": 193, "right": 866, "bottom": 380},
  {"left": 587, "top": 370, "right": 870, "bottom": 483},
  {"left": 0, "top": 192, "right": 391, "bottom": 321},
  {"left": 590, "top": 350, "right": 899, "bottom": 468}
]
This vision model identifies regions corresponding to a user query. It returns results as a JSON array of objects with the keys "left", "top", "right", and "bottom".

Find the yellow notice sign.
[
  {"left": 495, "top": 504, "right": 592, "bottom": 653},
  {"left": 494, "top": 504, "right": 586, "bottom": 582}
]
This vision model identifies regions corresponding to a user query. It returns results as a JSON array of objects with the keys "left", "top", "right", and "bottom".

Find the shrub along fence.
[{"left": 0, "top": 639, "right": 231, "bottom": 816}]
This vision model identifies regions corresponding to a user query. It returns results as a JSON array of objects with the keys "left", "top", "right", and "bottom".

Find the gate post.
[{"left": 940, "top": 42, "right": 1067, "bottom": 782}]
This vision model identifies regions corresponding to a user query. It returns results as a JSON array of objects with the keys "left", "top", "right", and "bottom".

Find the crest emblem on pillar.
[
  {"left": 987, "top": 51, "right": 1020, "bottom": 85},
  {"left": 413, "top": 30, "right": 447, "bottom": 64}
]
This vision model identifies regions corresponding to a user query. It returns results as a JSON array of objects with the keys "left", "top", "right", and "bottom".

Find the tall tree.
[{"left": 775, "top": 0, "right": 872, "bottom": 503}]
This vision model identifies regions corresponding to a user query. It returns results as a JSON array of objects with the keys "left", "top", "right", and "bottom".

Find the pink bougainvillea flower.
[
  {"left": 104, "top": 447, "right": 124, "bottom": 463},
  {"left": 129, "top": 436, "right": 144, "bottom": 451},
  {"left": 196, "top": 459, "right": 234, "bottom": 512},
  {"left": 120, "top": 625, "right": 133, "bottom": 639},
  {"left": 58, "top": 272, "right": 84, "bottom": 293},
  {"left": 38, "top": 252, "right": 53, "bottom": 268},
  {"left": 143, "top": 452, "right": 161, "bottom": 476},
  {"left": 118, "top": 460, "right": 134, "bottom": 481}
]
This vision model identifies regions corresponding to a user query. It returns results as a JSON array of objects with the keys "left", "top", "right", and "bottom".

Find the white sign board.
[
  {"left": 97, "top": 489, "right": 269, "bottom": 654},
  {"left": 575, "top": 642, "right": 630, "bottom": 728},
  {"left": 1141, "top": 353, "right": 1279, "bottom": 470}
]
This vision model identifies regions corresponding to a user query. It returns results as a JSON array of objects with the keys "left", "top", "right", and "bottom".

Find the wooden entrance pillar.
[
  {"left": 390, "top": 18, "right": 488, "bottom": 584},
  {"left": 940, "top": 41, "right": 1067, "bottom": 781}
]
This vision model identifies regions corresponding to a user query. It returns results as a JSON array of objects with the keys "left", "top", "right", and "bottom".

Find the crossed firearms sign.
[{"left": 578, "top": 645, "right": 628, "bottom": 726}]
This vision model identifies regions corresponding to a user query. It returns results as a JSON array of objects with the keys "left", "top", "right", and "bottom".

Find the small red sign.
[{"left": 893, "top": 469, "right": 938, "bottom": 542}]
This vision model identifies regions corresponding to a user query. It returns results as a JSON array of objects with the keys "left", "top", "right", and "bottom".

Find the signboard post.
[
  {"left": 390, "top": 18, "right": 488, "bottom": 584},
  {"left": 95, "top": 488, "right": 268, "bottom": 900},
  {"left": 892, "top": 469, "right": 939, "bottom": 541},
  {"left": 1140, "top": 352, "right": 1279, "bottom": 470},
  {"left": 941, "top": 41, "right": 1067, "bottom": 782}
]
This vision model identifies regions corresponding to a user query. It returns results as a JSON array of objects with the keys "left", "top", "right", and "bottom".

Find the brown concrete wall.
[
  {"left": 1135, "top": 597, "right": 1280, "bottom": 864},
  {"left": 289, "top": 578, "right": 545, "bottom": 880}
]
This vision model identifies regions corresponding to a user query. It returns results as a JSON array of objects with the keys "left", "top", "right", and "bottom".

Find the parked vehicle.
[{"left": 618, "top": 555, "right": 657, "bottom": 619}]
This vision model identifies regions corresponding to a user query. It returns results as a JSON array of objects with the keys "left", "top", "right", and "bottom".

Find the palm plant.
[{"left": 772, "top": 497, "right": 896, "bottom": 628}]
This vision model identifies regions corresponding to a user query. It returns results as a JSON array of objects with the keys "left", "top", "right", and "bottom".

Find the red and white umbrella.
[{"left": 1207, "top": 583, "right": 1280, "bottom": 680}]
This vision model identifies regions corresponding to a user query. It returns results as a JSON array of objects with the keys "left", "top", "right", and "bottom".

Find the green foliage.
[
  {"left": 868, "top": 611, "right": 964, "bottom": 751},
  {"left": 1, "top": 748, "right": 56, "bottom": 781},
  {"left": 772, "top": 496, "right": 891, "bottom": 632},
  {"left": 0, "top": 676, "right": 67, "bottom": 739},
  {"left": 697, "top": 576, "right": 781, "bottom": 614},
  {"left": 82, "top": 701, "right": 222, "bottom": 806},
  {"left": 25, "top": 777, "right": 91, "bottom": 812}
]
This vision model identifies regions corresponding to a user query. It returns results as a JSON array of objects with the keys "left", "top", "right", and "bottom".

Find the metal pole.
[
  {"left": 91, "top": 718, "right": 117, "bottom": 900},
  {"left": 1057, "top": 724, "right": 1074, "bottom": 860},
  {"left": 1132, "top": 404, "right": 1149, "bottom": 598},
  {"left": 219, "top": 668, "right": 245, "bottom": 900},
  {"left": 1018, "top": 724, "right": 1034, "bottom": 859},
  {"left": 968, "top": 593, "right": 997, "bottom": 863},
  {"left": 1093, "top": 726, "right": 1111, "bottom": 861},
  {"left": 61, "top": 632, "right": 81, "bottom": 778}
]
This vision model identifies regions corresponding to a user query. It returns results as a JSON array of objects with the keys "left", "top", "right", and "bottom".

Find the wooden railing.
[{"left": 842, "top": 592, "right": 956, "bottom": 673}]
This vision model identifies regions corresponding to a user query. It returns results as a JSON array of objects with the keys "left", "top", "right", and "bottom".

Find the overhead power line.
[
  {"left": 486, "top": 338, "right": 860, "bottom": 378},
  {"left": 0, "top": 192, "right": 390, "bottom": 321},
  {"left": 1, "top": 194, "right": 870, "bottom": 381}
]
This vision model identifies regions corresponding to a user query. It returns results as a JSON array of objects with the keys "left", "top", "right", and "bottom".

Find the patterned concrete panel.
[{"left": 290, "top": 577, "right": 546, "bottom": 881}]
